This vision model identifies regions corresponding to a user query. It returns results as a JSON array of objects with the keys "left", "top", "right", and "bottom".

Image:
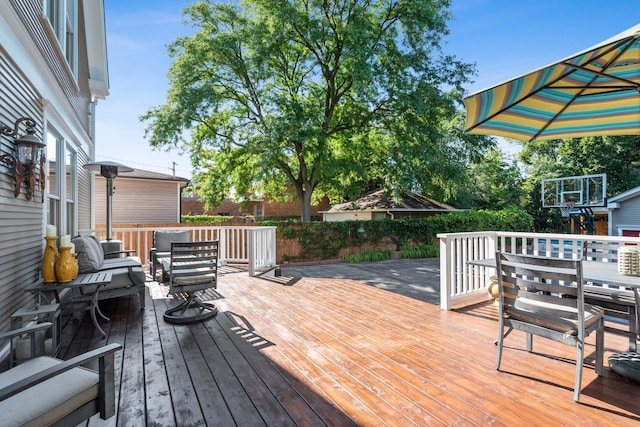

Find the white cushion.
[{"left": 0, "top": 356, "right": 98, "bottom": 426}]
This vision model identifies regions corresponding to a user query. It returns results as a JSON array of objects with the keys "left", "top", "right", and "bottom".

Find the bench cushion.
[{"left": 0, "top": 356, "right": 98, "bottom": 426}]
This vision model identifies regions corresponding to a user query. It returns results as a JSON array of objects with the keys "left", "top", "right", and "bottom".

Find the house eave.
[{"left": 84, "top": 0, "right": 109, "bottom": 100}]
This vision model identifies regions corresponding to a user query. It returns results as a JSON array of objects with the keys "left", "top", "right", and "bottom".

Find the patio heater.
[{"left": 84, "top": 161, "right": 133, "bottom": 248}]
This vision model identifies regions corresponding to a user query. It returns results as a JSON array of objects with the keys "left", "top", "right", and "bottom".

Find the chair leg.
[
  {"left": 574, "top": 340, "right": 584, "bottom": 402},
  {"left": 163, "top": 293, "right": 218, "bottom": 324},
  {"left": 595, "top": 320, "right": 604, "bottom": 375},
  {"left": 526, "top": 332, "right": 533, "bottom": 352},
  {"left": 630, "top": 305, "right": 638, "bottom": 352},
  {"left": 496, "top": 321, "right": 509, "bottom": 370}
]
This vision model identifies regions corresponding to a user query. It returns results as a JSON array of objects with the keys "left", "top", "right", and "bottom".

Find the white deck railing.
[
  {"left": 437, "top": 231, "right": 640, "bottom": 310},
  {"left": 80, "top": 225, "right": 278, "bottom": 277}
]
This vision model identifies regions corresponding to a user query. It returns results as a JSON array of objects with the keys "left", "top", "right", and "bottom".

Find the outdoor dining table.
[
  {"left": 468, "top": 258, "right": 640, "bottom": 290},
  {"left": 468, "top": 257, "right": 640, "bottom": 350}
]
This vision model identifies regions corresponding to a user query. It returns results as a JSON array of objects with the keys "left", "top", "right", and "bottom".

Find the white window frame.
[
  {"left": 46, "top": 126, "right": 78, "bottom": 236},
  {"left": 43, "top": 0, "right": 78, "bottom": 78}
]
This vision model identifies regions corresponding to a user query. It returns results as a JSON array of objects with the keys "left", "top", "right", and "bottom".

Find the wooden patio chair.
[
  {"left": 163, "top": 240, "right": 219, "bottom": 324},
  {"left": 495, "top": 250, "right": 604, "bottom": 402},
  {"left": 0, "top": 323, "right": 121, "bottom": 425},
  {"left": 149, "top": 230, "right": 191, "bottom": 281}
]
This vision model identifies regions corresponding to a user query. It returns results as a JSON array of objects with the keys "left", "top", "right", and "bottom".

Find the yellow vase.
[
  {"left": 42, "top": 236, "right": 59, "bottom": 283},
  {"left": 55, "top": 246, "right": 77, "bottom": 282}
]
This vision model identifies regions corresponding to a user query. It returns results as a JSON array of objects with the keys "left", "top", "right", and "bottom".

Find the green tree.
[
  {"left": 519, "top": 135, "right": 640, "bottom": 231},
  {"left": 141, "top": 0, "right": 490, "bottom": 221},
  {"left": 467, "top": 147, "right": 522, "bottom": 210}
]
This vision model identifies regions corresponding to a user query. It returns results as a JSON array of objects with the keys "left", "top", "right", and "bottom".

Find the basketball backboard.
[{"left": 542, "top": 173, "right": 607, "bottom": 208}]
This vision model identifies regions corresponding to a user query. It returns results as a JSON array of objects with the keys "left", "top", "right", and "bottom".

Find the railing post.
[
  {"left": 217, "top": 227, "right": 227, "bottom": 266},
  {"left": 248, "top": 228, "right": 256, "bottom": 276},
  {"left": 439, "top": 234, "right": 452, "bottom": 310}
]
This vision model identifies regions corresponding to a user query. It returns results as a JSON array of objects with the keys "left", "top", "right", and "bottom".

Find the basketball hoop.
[{"left": 560, "top": 201, "right": 575, "bottom": 217}]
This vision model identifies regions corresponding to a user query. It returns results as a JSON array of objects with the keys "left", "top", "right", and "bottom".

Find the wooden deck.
[{"left": 59, "top": 267, "right": 640, "bottom": 426}]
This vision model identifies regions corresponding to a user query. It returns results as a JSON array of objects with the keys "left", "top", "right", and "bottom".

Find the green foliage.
[
  {"left": 401, "top": 244, "right": 439, "bottom": 259},
  {"left": 277, "top": 208, "right": 532, "bottom": 262},
  {"left": 141, "top": 0, "right": 489, "bottom": 221},
  {"left": 466, "top": 147, "right": 523, "bottom": 209},
  {"left": 518, "top": 135, "right": 640, "bottom": 231},
  {"left": 343, "top": 250, "right": 393, "bottom": 263},
  {"left": 181, "top": 215, "right": 235, "bottom": 224}
]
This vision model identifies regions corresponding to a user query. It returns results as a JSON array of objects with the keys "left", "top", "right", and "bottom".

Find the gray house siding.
[
  {"left": 13, "top": 0, "right": 91, "bottom": 133},
  {"left": 0, "top": 51, "right": 45, "bottom": 332},
  {"left": 0, "top": 1, "right": 108, "bottom": 338},
  {"left": 610, "top": 195, "right": 640, "bottom": 236},
  {"left": 95, "top": 177, "right": 185, "bottom": 224},
  {"left": 77, "top": 149, "right": 92, "bottom": 231}
]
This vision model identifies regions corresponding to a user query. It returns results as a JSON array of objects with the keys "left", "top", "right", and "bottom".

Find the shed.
[
  {"left": 95, "top": 168, "right": 189, "bottom": 224},
  {"left": 607, "top": 186, "right": 640, "bottom": 237},
  {"left": 322, "top": 189, "right": 459, "bottom": 222}
]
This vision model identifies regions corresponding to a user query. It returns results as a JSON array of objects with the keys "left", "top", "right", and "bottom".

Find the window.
[
  {"left": 46, "top": 127, "right": 78, "bottom": 236},
  {"left": 46, "top": 132, "right": 60, "bottom": 230},
  {"left": 44, "top": 0, "right": 77, "bottom": 76},
  {"left": 65, "top": 145, "right": 77, "bottom": 235}
]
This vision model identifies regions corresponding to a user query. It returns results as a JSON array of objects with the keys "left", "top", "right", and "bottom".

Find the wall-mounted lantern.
[{"left": 0, "top": 116, "right": 45, "bottom": 201}]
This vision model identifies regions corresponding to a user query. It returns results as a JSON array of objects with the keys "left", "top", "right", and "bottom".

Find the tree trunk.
[{"left": 300, "top": 190, "right": 312, "bottom": 223}]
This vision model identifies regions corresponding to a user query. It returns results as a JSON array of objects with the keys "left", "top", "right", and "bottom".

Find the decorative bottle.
[
  {"left": 42, "top": 236, "right": 59, "bottom": 283},
  {"left": 55, "top": 246, "right": 77, "bottom": 282}
]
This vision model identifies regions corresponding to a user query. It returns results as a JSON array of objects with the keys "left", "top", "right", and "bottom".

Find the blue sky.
[{"left": 95, "top": 0, "right": 639, "bottom": 177}]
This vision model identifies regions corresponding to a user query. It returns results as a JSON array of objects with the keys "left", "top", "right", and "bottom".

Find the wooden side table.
[{"left": 11, "top": 303, "right": 61, "bottom": 356}]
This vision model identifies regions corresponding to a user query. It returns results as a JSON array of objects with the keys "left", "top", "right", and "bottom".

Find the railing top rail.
[
  {"left": 80, "top": 225, "right": 278, "bottom": 234},
  {"left": 438, "top": 230, "right": 640, "bottom": 245},
  {"left": 495, "top": 231, "right": 640, "bottom": 243},
  {"left": 437, "top": 231, "right": 497, "bottom": 239}
]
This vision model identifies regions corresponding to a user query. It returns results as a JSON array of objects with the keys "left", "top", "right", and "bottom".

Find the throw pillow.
[{"left": 72, "top": 235, "right": 104, "bottom": 273}]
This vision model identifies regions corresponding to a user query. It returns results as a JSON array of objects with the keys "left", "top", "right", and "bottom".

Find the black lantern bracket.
[{"left": 0, "top": 116, "right": 46, "bottom": 201}]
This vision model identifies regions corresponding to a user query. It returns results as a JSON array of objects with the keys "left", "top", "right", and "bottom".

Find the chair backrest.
[
  {"left": 496, "top": 251, "right": 585, "bottom": 334},
  {"left": 154, "top": 230, "right": 191, "bottom": 253},
  {"left": 168, "top": 240, "right": 218, "bottom": 293}
]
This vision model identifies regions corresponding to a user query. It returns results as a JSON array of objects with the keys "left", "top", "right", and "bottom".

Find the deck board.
[{"left": 59, "top": 267, "right": 640, "bottom": 426}]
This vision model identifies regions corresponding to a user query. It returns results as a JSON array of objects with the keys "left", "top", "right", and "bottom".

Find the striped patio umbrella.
[{"left": 464, "top": 22, "right": 640, "bottom": 142}]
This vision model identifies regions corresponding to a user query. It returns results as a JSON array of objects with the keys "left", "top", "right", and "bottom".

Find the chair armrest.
[
  {"left": 0, "top": 343, "right": 122, "bottom": 401},
  {"left": 0, "top": 322, "right": 53, "bottom": 341},
  {"left": 104, "top": 249, "right": 136, "bottom": 258}
]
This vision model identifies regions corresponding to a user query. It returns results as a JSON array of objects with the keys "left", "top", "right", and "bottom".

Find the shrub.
[
  {"left": 401, "top": 244, "right": 439, "bottom": 259},
  {"left": 343, "top": 249, "right": 393, "bottom": 263},
  {"left": 272, "top": 207, "right": 532, "bottom": 263}
]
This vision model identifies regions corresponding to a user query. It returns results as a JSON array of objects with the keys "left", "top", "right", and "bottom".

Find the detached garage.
[
  {"left": 607, "top": 186, "right": 640, "bottom": 237},
  {"left": 321, "top": 189, "right": 459, "bottom": 222}
]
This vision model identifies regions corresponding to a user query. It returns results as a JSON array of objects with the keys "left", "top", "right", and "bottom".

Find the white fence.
[
  {"left": 80, "top": 225, "right": 278, "bottom": 277},
  {"left": 437, "top": 231, "right": 640, "bottom": 310}
]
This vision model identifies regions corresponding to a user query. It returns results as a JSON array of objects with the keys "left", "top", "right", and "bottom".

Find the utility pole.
[{"left": 172, "top": 161, "right": 177, "bottom": 176}]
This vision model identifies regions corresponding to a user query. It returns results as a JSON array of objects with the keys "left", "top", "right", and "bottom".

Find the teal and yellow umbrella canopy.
[{"left": 464, "top": 23, "right": 640, "bottom": 142}]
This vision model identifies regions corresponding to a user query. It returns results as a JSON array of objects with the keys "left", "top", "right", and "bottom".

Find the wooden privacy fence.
[{"left": 82, "top": 224, "right": 277, "bottom": 276}]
